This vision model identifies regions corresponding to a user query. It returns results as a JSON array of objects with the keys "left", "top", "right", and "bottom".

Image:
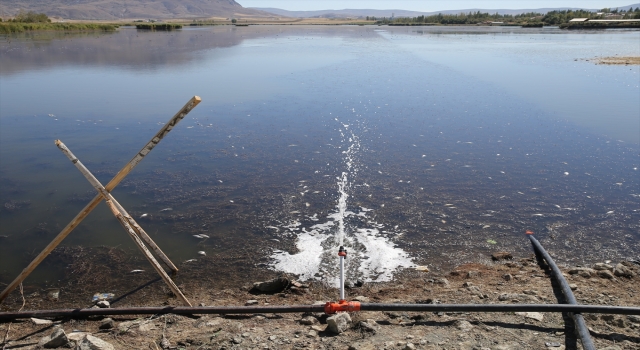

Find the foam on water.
[{"left": 271, "top": 123, "right": 415, "bottom": 285}]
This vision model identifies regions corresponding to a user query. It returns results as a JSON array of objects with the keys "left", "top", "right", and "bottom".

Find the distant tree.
[
  {"left": 12, "top": 10, "right": 50, "bottom": 23},
  {"left": 231, "top": 18, "right": 236, "bottom": 23}
]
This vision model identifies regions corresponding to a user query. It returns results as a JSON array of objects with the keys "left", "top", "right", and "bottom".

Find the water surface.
[{"left": 0, "top": 26, "right": 638, "bottom": 294}]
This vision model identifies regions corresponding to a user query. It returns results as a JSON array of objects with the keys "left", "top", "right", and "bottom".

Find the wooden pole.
[
  {"left": 0, "top": 96, "right": 201, "bottom": 303},
  {"left": 55, "top": 140, "right": 191, "bottom": 306}
]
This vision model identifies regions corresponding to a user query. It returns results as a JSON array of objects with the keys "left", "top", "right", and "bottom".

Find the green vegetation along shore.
[
  {"left": 0, "top": 22, "right": 118, "bottom": 34},
  {"left": 0, "top": 11, "right": 117, "bottom": 33}
]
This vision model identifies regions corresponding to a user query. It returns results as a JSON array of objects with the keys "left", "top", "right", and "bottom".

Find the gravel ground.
[{"left": 1, "top": 256, "right": 639, "bottom": 350}]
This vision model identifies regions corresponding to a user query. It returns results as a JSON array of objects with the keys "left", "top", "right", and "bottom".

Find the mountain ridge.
[
  {"left": 0, "top": 0, "right": 274, "bottom": 20},
  {"left": 252, "top": 3, "right": 640, "bottom": 19}
]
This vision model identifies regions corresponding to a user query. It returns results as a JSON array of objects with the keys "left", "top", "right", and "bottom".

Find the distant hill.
[
  {"left": 0, "top": 0, "right": 275, "bottom": 20},
  {"left": 253, "top": 3, "right": 640, "bottom": 19}
]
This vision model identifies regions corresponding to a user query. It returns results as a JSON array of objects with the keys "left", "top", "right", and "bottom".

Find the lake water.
[{"left": 0, "top": 26, "right": 639, "bottom": 296}]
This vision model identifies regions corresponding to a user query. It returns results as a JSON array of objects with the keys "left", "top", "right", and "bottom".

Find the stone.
[
  {"left": 462, "top": 282, "right": 473, "bottom": 287},
  {"left": 268, "top": 335, "right": 277, "bottom": 341},
  {"left": 466, "top": 270, "right": 480, "bottom": 278},
  {"left": 358, "top": 319, "right": 378, "bottom": 334},
  {"left": 491, "top": 252, "right": 513, "bottom": 261},
  {"left": 628, "top": 315, "right": 640, "bottom": 323},
  {"left": 252, "top": 277, "right": 290, "bottom": 293},
  {"left": 503, "top": 274, "right": 513, "bottom": 281},
  {"left": 77, "top": 335, "right": 115, "bottom": 350},
  {"left": 593, "top": 263, "right": 613, "bottom": 271},
  {"left": 245, "top": 299, "right": 259, "bottom": 305},
  {"left": 354, "top": 279, "right": 365, "bottom": 287},
  {"left": 597, "top": 270, "right": 614, "bottom": 279},
  {"left": 99, "top": 318, "right": 114, "bottom": 330},
  {"left": 522, "top": 290, "right": 537, "bottom": 295},
  {"left": 42, "top": 327, "right": 69, "bottom": 348},
  {"left": 327, "top": 313, "right": 352, "bottom": 334},
  {"left": 31, "top": 317, "right": 53, "bottom": 325},
  {"left": 232, "top": 337, "right": 243, "bottom": 344},
  {"left": 96, "top": 301, "right": 110, "bottom": 308},
  {"left": 569, "top": 284, "right": 578, "bottom": 291},
  {"left": 567, "top": 267, "right": 595, "bottom": 278},
  {"left": 598, "top": 347, "right": 622, "bottom": 350},
  {"left": 454, "top": 320, "right": 473, "bottom": 331},
  {"left": 434, "top": 278, "right": 449, "bottom": 286},
  {"left": 307, "top": 330, "right": 318, "bottom": 338},
  {"left": 515, "top": 312, "right": 544, "bottom": 322},
  {"left": 404, "top": 343, "right": 416, "bottom": 350},
  {"left": 299, "top": 316, "right": 318, "bottom": 325},
  {"left": 311, "top": 325, "right": 326, "bottom": 332},
  {"left": 545, "top": 342, "right": 562, "bottom": 347},
  {"left": 613, "top": 263, "right": 635, "bottom": 278}
]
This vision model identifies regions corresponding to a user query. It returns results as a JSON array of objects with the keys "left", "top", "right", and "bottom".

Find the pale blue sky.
[{"left": 238, "top": 1, "right": 638, "bottom": 11}]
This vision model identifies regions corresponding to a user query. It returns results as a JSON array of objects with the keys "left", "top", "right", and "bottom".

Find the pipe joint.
[{"left": 325, "top": 300, "right": 360, "bottom": 314}]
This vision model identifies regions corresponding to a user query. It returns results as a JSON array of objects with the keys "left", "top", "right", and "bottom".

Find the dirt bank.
[
  {"left": 591, "top": 56, "right": 640, "bottom": 65},
  {"left": 1, "top": 255, "right": 639, "bottom": 349}
]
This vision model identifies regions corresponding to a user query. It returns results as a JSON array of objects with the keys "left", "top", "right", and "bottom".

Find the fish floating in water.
[
  {"left": 198, "top": 251, "right": 206, "bottom": 256},
  {"left": 139, "top": 213, "right": 148, "bottom": 218},
  {"left": 130, "top": 269, "right": 144, "bottom": 273},
  {"left": 193, "top": 234, "right": 210, "bottom": 239},
  {"left": 184, "top": 259, "right": 197, "bottom": 263},
  {"left": 160, "top": 208, "right": 173, "bottom": 212}
]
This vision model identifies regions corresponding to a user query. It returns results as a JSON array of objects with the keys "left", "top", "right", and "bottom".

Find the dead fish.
[
  {"left": 200, "top": 234, "right": 210, "bottom": 239},
  {"left": 606, "top": 211, "right": 614, "bottom": 215},
  {"left": 184, "top": 259, "right": 197, "bottom": 263},
  {"left": 130, "top": 269, "right": 144, "bottom": 273},
  {"left": 198, "top": 251, "right": 206, "bottom": 256},
  {"left": 160, "top": 208, "right": 173, "bottom": 212},
  {"left": 139, "top": 213, "right": 148, "bottom": 218},
  {"left": 193, "top": 234, "right": 204, "bottom": 239}
]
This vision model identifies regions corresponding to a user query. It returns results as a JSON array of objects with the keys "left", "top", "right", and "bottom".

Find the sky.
[{"left": 237, "top": 1, "right": 639, "bottom": 11}]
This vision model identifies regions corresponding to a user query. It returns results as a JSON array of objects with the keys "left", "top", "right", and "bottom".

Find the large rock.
[
  {"left": 567, "top": 267, "right": 595, "bottom": 278},
  {"left": 593, "top": 263, "right": 613, "bottom": 271},
  {"left": 42, "top": 327, "right": 69, "bottom": 348},
  {"left": 327, "top": 313, "right": 352, "bottom": 334},
  {"left": 252, "top": 277, "right": 290, "bottom": 293},
  {"left": 597, "top": 270, "right": 614, "bottom": 279},
  {"left": 76, "top": 335, "right": 115, "bottom": 350},
  {"left": 613, "top": 263, "right": 635, "bottom": 278}
]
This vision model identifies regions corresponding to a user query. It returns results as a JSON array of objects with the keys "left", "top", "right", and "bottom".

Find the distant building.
[{"left": 569, "top": 18, "right": 589, "bottom": 22}]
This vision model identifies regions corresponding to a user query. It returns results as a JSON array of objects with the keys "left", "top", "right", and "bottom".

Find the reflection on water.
[{"left": 0, "top": 26, "right": 638, "bottom": 295}]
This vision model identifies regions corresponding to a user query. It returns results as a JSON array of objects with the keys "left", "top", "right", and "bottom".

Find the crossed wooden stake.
[{"left": 0, "top": 96, "right": 201, "bottom": 305}]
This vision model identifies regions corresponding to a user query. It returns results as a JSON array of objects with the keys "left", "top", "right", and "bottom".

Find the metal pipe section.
[
  {"left": 338, "top": 246, "right": 347, "bottom": 301},
  {"left": 1, "top": 303, "right": 638, "bottom": 321},
  {"left": 528, "top": 233, "right": 596, "bottom": 350}
]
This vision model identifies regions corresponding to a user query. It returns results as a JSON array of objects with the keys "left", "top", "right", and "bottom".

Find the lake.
[{"left": 0, "top": 25, "right": 638, "bottom": 300}]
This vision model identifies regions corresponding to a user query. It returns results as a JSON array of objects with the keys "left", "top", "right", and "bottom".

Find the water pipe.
[
  {"left": 527, "top": 230, "right": 596, "bottom": 350},
  {"left": 1, "top": 303, "right": 638, "bottom": 321}
]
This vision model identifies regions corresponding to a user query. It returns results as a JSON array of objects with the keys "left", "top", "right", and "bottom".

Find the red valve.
[
  {"left": 338, "top": 246, "right": 347, "bottom": 257},
  {"left": 324, "top": 300, "right": 361, "bottom": 314},
  {"left": 526, "top": 230, "right": 534, "bottom": 235}
]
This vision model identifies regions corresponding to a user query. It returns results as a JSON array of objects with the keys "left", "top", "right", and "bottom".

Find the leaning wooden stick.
[
  {"left": 0, "top": 96, "right": 201, "bottom": 303},
  {"left": 55, "top": 140, "right": 192, "bottom": 306}
]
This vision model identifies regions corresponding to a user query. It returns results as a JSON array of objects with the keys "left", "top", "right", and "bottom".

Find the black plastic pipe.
[
  {"left": 528, "top": 234, "right": 596, "bottom": 350},
  {"left": 1, "top": 303, "right": 638, "bottom": 321}
]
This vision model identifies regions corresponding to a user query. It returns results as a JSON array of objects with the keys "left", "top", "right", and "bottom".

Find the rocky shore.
[{"left": 1, "top": 255, "right": 639, "bottom": 350}]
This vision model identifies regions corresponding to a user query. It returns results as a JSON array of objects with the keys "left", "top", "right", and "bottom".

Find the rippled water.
[{"left": 0, "top": 26, "right": 638, "bottom": 292}]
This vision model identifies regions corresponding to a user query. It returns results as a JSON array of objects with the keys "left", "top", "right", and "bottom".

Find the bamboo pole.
[
  {"left": 0, "top": 96, "right": 201, "bottom": 303},
  {"left": 55, "top": 140, "right": 191, "bottom": 306}
]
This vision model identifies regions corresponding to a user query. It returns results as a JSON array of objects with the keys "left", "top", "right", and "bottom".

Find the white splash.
[{"left": 271, "top": 123, "right": 414, "bottom": 285}]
